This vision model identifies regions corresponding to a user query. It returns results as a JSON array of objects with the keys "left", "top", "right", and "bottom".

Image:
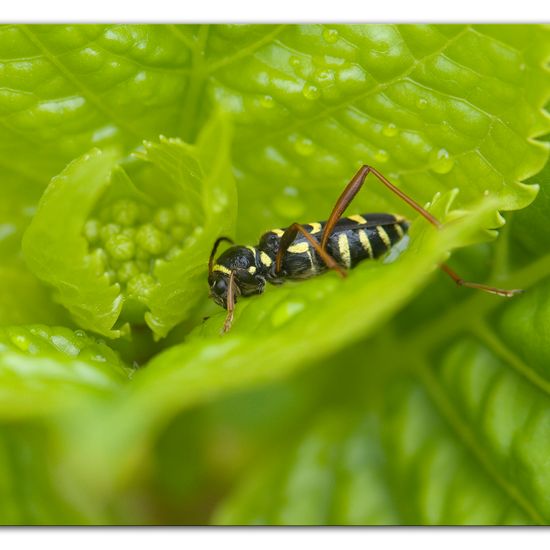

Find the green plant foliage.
[
  {"left": 22, "top": 116, "right": 236, "bottom": 339},
  {"left": 0, "top": 325, "right": 129, "bottom": 418},
  {"left": 0, "top": 24, "right": 549, "bottom": 525}
]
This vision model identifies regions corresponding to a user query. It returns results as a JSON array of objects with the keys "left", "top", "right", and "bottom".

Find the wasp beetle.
[{"left": 209, "top": 165, "right": 522, "bottom": 332}]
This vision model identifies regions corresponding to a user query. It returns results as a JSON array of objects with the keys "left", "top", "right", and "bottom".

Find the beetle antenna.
[{"left": 209, "top": 236, "right": 234, "bottom": 277}]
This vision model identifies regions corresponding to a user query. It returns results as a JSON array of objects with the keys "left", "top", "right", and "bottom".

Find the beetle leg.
[
  {"left": 319, "top": 164, "right": 522, "bottom": 297},
  {"left": 440, "top": 264, "right": 523, "bottom": 297},
  {"left": 275, "top": 223, "right": 346, "bottom": 278}
]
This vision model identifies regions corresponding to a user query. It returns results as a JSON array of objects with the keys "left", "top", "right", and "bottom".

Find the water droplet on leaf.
[
  {"left": 302, "top": 83, "right": 320, "bottom": 101},
  {"left": 430, "top": 148, "right": 455, "bottom": 174},
  {"left": 314, "top": 69, "right": 335, "bottom": 85},
  {"left": 260, "top": 95, "right": 275, "bottom": 109},
  {"left": 382, "top": 123, "right": 398, "bottom": 137},
  {"left": 416, "top": 98, "right": 428, "bottom": 110},
  {"left": 322, "top": 28, "right": 339, "bottom": 44},
  {"left": 375, "top": 149, "right": 389, "bottom": 163},
  {"left": 10, "top": 333, "right": 30, "bottom": 352},
  {"left": 295, "top": 137, "right": 315, "bottom": 156},
  {"left": 289, "top": 56, "right": 301, "bottom": 69}
]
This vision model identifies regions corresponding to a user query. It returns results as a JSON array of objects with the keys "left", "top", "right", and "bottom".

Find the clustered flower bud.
[{"left": 84, "top": 198, "right": 195, "bottom": 302}]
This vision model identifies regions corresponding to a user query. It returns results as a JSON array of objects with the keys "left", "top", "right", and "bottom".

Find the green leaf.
[
  {"left": 0, "top": 325, "right": 129, "bottom": 419},
  {"left": 210, "top": 25, "right": 550, "bottom": 240},
  {"left": 0, "top": 24, "right": 193, "bottom": 188},
  {"left": 21, "top": 114, "right": 235, "bottom": 340},
  {"left": 0, "top": 259, "right": 68, "bottom": 326},
  {"left": 138, "top": 114, "right": 237, "bottom": 338},
  {"left": 22, "top": 148, "right": 124, "bottom": 338},
  {"left": 0, "top": 423, "right": 108, "bottom": 524}
]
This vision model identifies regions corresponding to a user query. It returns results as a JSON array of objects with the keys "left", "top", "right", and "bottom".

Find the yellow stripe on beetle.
[
  {"left": 212, "top": 264, "right": 231, "bottom": 275},
  {"left": 377, "top": 226, "right": 391, "bottom": 249},
  {"left": 288, "top": 242, "right": 310, "bottom": 254},
  {"left": 260, "top": 251, "right": 273, "bottom": 266},
  {"left": 338, "top": 234, "right": 351, "bottom": 268},
  {"left": 394, "top": 223, "right": 404, "bottom": 239},
  {"left": 348, "top": 214, "right": 367, "bottom": 224},
  {"left": 308, "top": 222, "right": 322, "bottom": 234},
  {"left": 358, "top": 229, "right": 373, "bottom": 258}
]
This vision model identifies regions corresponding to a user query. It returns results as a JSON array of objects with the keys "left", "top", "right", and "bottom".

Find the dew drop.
[
  {"left": 10, "top": 333, "right": 29, "bottom": 352},
  {"left": 374, "top": 149, "right": 389, "bottom": 163},
  {"left": 289, "top": 56, "right": 301, "bottom": 69},
  {"left": 302, "top": 83, "right": 320, "bottom": 101},
  {"left": 416, "top": 97, "right": 428, "bottom": 110},
  {"left": 314, "top": 68, "right": 335, "bottom": 85},
  {"left": 382, "top": 123, "right": 398, "bottom": 137},
  {"left": 294, "top": 137, "right": 315, "bottom": 156},
  {"left": 271, "top": 300, "right": 306, "bottom": 327},
  {"left": 51, "top": 335, "right": 80, "bottom": 357},
  {"left": 429, "top": 148, "right": 455, "bottom": 175},
  {"left": 322, "top": 28, "right": 339, "bottom": 44},
  {"left": 260, "top": 94, "right": 275, "bottom": 109}
]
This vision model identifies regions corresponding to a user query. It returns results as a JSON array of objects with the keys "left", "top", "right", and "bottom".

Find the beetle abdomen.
[{"left": 259, "top": 213, "right": 409, "bottom": 280}]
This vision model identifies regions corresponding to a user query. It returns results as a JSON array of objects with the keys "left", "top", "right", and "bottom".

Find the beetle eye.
[{"left": 211, "top": 277, "right": 227, "bottom": 295}]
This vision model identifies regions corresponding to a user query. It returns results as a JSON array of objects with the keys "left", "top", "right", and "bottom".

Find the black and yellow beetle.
[{"left": 209, "top": 165, "right": 522, "bottom": 332}]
